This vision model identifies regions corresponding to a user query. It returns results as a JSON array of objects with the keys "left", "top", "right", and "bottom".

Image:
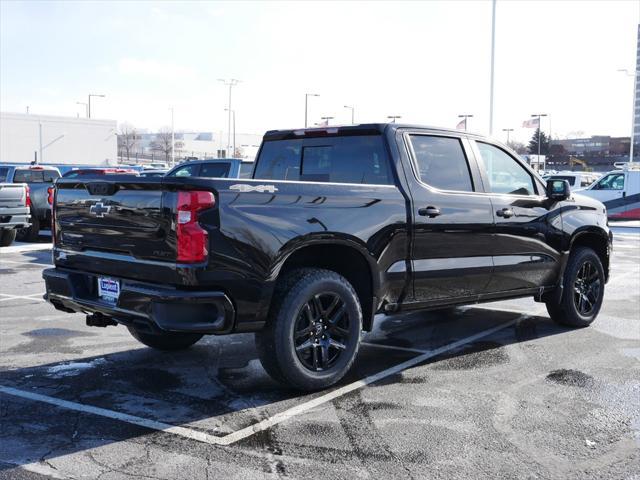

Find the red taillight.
[
  {"left": 47, "top": 186, "right": 54, "bottom": 206},
  {"left": 25, "top": 185, "right": 31, "bottom": 207},
  {"left": 176, "top": 190, "right": 215, "bottom": 263}
]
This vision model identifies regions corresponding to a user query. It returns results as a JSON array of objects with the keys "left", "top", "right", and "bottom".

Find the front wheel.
[
  {"left": 255, "top": 268, "right": 362, "bottom": 391},
  {"left": 546, "top": 246, "right": 605, "bottom": 328},
  {"left": 127, "top": 327, "right": 203, "bottom": 351}
]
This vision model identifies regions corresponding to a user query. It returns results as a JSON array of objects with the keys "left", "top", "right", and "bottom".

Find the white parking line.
[
  {"left": 0, "top": 242, "right": 52, "bottom": 254},
  {"left": 0, "top": 293, "right": 45, "bottom": 302},
  {"left": 0, "top": 259, "right": 51, "bottom": 267},
  {"left": 0, "top": 317, "right": 520, "bottom": 446}
]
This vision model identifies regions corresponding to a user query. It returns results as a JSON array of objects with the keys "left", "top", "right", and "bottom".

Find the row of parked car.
[{"left": 0, "top": 158, "right": 255, "bottom": 246}]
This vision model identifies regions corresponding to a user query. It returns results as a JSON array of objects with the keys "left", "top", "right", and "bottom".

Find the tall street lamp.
[
  {"left": 531, "top": 113, "right": 548, "bottom": 158},
  {"left": 76, "top": 102, "right": 88, "bottom": 118},
  {"left": 225, "top": 108, "right": 236, "bottom": 156},
  {"left": 344, "top": 105, "right": 355, "bottom": 124},
  {"left": 88, "top": 94, "right": 105, "bottom": 119},
  {"left": 170, "top": 107, "right": 175, "bottom": 166},
  {"left": 488, "top": 0, "right": 496, "bottom": 135},
  {"left": 502, "top": 128, "right": 514, "bottom": 143},
  {"left": 387, "top": 115, "right": 401, "bottom": 123},
  {"left": 458, "top": 114, "right": 473, "bottom": 131},
  {"left": 218, "top": 79, "right": 240, "bottom": 154},
  {"left": 305, "top": 93, "right": 320, "bottom": 128},
  {"left": 618, "top": 68, "right": 638, "bottom": 163}
]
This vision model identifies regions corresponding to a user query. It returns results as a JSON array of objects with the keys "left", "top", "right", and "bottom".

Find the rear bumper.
[
  {"left": 0, "top": 208, "right": 30, "bottom": 229},
  {"left": 43, "top": 268, "right": 236, "bottom": 335}
]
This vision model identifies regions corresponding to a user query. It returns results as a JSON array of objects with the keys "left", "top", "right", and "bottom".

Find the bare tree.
[
  {"left": 507, "top": 140, "right": 527, "bottom": 155},
  {"left": 150, "top": 127, "right": 173, "bottom": 162},
  {"left": 117, "top": 123, "right": 139, "bottom": 163}
]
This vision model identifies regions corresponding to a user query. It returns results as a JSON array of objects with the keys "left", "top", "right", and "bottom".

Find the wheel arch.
[
  {"left": 269, "top": 238, "right": 380, "bottom": 331},
  {"left": 569, "top": 227, "right": 611, "bottom": 282}
]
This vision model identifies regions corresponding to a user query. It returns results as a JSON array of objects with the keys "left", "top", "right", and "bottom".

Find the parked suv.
[
  {"left": 0, "top": 165, "right": 60, "bottom": 241},
  {"left": 43, "top": 124, "right": 611, "bottom": 390},
  {"left": 167, "top": 158, "right": 254, "bottom": 179}
]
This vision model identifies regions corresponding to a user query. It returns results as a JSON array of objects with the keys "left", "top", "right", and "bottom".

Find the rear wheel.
[
  {"left": 255, "top": 268, "right": 362, "bottom": 391},
  {"left": 546, "top": 247, "right": 605, "bottom": 328},
  {"left": 0, "top": 229, "right": 17, "bottom": 247},
  {"left": 127, "top": 327, "right": 203, "bottom": 351},
  {"left": 16, "top": 215, "right": 39, "bottom": 242}
]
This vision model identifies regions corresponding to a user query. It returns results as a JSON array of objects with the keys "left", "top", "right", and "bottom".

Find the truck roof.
[{"left": 263, "top": 123, "right": 486, "bottom": 141}]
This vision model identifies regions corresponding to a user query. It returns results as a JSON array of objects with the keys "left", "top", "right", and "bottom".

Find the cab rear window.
[
  {"left": 13, "top": 169, "right": 59, "bottom": 183},
  {"left": 253, "top": 135, "right": 393, "bottom": 185}
]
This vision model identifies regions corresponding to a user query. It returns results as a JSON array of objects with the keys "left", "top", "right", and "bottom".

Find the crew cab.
[
  {"left": 0, "top": 164, "right": 60, "bottom": 241},
  {"left": 575, "top": 164, "right": 640, "bottom": 220},
  {"left": 43, "top": 124, "right": 612, "bottom": 390},
  {"left": 167, "top": 158, "right": 254, "bottom": 179}
]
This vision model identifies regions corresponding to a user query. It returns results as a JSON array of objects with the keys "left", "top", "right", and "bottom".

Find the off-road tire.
[
  {"left": 546, "top": 246, "right": 605, "bottom": 328},
  {"left": 255, "top": 268, "right": 362, "bottom": 391},
  {"left": 0, "top": 229, "right": 17, "bottom": 247},
  {"left": 127, "top": 327, "right": 203, "bottom": 351},
  {"left": 16, "top": 215, "right": 39, "bottom": 242}
]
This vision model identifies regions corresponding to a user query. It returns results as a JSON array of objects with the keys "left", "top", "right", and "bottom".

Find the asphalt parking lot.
[{"left": 0, "top": 228, "right": 638, "bottom": 479}]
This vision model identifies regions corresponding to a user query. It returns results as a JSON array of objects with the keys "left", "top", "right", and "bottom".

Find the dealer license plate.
[{"left": 97, "top": 277, "right": 120, "bottom": 303}]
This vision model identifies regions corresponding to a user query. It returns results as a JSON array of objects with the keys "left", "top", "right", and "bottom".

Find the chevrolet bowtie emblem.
[{"left": 90, "top": 202, "right": 111, "bottom": 218}]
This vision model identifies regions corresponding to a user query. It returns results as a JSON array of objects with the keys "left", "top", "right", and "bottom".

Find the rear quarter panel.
[{"left": 201, "top": 178, "right": 409, "bottom": 327}]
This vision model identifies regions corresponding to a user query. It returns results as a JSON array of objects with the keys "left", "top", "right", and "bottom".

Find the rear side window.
[
  {"left": 0, "top": 167, "right": 8, "bottom": 182},
  {"left": 169, "top": 164, "right": 199, "bottom": 177},
  {"left": 239, "top": 163, "right": 254, "bottom": 178},
  {"left": 200, "top": 163, "right": 231, "bottom": 178},
  {"left": 408, "top": 135, "right": 474, "bottom": 192},
  {"left": 254, "top": 136, "right": 392, "bottom": 185}
]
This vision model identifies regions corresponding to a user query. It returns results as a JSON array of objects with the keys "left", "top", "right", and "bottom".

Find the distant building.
[
  {"left": 125, "top": 131, "right": 263, "bottom": 162},
  {"left": 0, "top": 111, "right": 117, "bottom": 165},
  {"left": 549, "top": 136, "right": 630, "bottom": 171}
]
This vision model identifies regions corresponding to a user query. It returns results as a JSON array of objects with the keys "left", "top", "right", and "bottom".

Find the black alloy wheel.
[
  {"left": 572, "top": 260, "right": 601, "bottom": 317},
  {"left": 293, "top": 292, "right": 351, "bottom": 372}
]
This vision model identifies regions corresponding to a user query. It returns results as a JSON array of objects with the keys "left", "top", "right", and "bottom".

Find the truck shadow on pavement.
[{"left": 0, "top": 306, "right": 570, "bottom": 471}]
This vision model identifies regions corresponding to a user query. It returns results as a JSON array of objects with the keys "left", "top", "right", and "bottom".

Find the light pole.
[
  {"left": 76, "top": 102, "right": 88, "bottom": 118},
  {"left": 618, "top": 68, "right": 638, "bottom": 163},
  {"left": 170, "top": 107, "right": 175, "bottom": 166},
  {"left": 225, "top": 108, "right": 236, "bottom": 156},
  {"left": 344, "top": 105, "right": 355, "bottom": 124},
  {"left": 218, "top": 79, "right": 240, "bottom": 154},
  {"left": 489, "top": 0, "right": 496, "bottom": 135},
  {"left": 458, "top": 114, "right": 473, "bottom": 131},
  {"left": 531, "top": 113, "right": 548, "bottom": 159},
  {"left": 88, "top": 94, "right": 105, "bottom": 119},
  {"left": 320, "top": 116, "right": 334, "bottom": 126},
  {"left": 387, "top": 115, "right": 401, "bottom": 123},
  {"left": 502, "top": 128, "right": 514, "bottom": 143},
  {"left": 305, "top": 93, "right": 320, "bottom": 128}
]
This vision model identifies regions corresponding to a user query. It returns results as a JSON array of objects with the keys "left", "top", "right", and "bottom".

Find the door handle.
[
  {"left": 418, "top": 206, "right": 441, "bottom": 218},
  {"left": 496, "top": 208, "right": 515, "bottom": 218}
]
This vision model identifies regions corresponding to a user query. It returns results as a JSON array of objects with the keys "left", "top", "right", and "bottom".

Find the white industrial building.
[{"left": 0, "top": 112, "right": 117, "bottom": 165}]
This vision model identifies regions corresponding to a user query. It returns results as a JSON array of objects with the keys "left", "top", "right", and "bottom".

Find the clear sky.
[{"left": 1, "top": 0, "right": 638, "bottom": 144}]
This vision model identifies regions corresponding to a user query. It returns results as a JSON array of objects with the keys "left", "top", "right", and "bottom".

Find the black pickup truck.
[{"left": 43, "top": 124, "right": 611, "bottom": 390}]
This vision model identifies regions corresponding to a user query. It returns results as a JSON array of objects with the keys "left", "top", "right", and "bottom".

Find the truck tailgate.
[{"left": 0, "top": 183, "right": 27, "bottom": 208}]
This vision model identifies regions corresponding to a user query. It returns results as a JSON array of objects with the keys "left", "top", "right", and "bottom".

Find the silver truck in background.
[{"left": 0, "top": 182, "right": 31, "bottom": 246}]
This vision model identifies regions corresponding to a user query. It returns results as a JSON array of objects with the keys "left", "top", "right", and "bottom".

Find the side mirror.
[{"left": 546, "top": 179, "right": 570, "bottom": 201}]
